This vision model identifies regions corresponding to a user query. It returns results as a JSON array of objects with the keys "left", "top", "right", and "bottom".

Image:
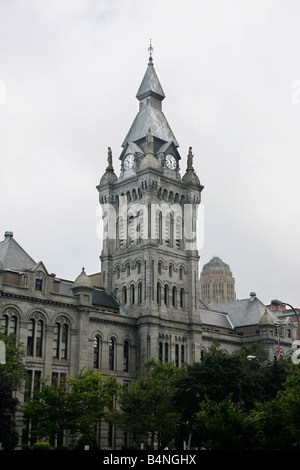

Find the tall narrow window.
[
  {"left": 109, "top": 338, "right": 115, "bottom": 371},
  {"left": 123, "top": 340, "right": 129, "bottom": 372},
  {"left": 27, "top": 319, "right": 34, "bottom": 356},
  {"left": 181, "top": 345, "right": 185, "bottom": 364},
  {"left": 0, "top": 313, "right": 17, "bottom": 338},
  {"left": 175, "top": 344, "right": 179, "bottom": 367},
  {"left": 164, "top": 285, "right": 169, "bottom": 307},
  {"left": 53, "top": 323, "right": 59, "bottom": 358},
  {"left": 158, "top": 342, "right": 163, "bottom": 362},
  {"left": 35, "top": 320, "right": 43, "bottom": 357},
  {"left": 164, "top": 342, "right": 169, "bottom": 362},
  {"left": 157, "top": 282, "right": 161, "bottom": 305},
  {"left": 180, "top": 288, "right": 185, "bottom": 309},
  {"left": 94, "top": 336, "right": 101, "bottom": 369},
  {"left": 53, "top": 321, "right": 68, "bottom": 360},
  {"left": 61, "top": 324, "right": 68, "bottom": 359},
  {"left": 122, "top": 286, "right": 127, "bottom": 304},
  {"left": 172, "top": 286, "right": 177, "bottom": 308},
  {"left": 27, "top": 318, "right": 44, "bottom": 357},
  {"left": 130, "top": 284, "right": 135, "bottom": 305},
  {"left": 138, "top": 282, "right": 142, "bottom": 304}
]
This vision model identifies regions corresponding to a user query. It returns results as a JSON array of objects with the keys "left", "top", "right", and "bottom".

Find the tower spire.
[{"left": 148, "top": 39, "right": 153, "bottom": 64}]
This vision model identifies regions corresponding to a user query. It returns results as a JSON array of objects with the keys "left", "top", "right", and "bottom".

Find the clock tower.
[{"left": 97, "top": 45, "right": 204, "bottom": 367}]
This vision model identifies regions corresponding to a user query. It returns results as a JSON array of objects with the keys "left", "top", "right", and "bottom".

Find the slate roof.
[
  {"left": 136, "top": 59, "right": 165, "bottom": 100},
  {"left": 122, "top": 58, "right": 179, "bottom": 148},
  {"left": 0, "top": 233, "right": 36, "bottom": 271},
  {"left": 122, "top": 102, "right": 178, "bottom": 148},
  {"left": 210, "top": 296, "right": 278, "bottom": 328},
  {"left": 200, "top": 307, "right": 234, "bottom": 330}
]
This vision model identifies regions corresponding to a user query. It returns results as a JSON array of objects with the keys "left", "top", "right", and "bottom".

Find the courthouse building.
[{"left": 0, "top": 48, "right": 296, "bottom": 449}]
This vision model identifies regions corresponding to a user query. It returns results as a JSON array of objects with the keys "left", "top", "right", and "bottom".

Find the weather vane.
[{"left": 148, "top": 39, "right": 153, "bottom": 61}]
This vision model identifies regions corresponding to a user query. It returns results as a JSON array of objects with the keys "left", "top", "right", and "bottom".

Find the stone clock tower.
[{"left": 97, "top": 45, "right": 204, "bottom": 368}]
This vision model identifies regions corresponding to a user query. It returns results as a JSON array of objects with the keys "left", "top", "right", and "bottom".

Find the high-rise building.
[{"left": 200, "top": 256, "right": 236, "bottom": 305}]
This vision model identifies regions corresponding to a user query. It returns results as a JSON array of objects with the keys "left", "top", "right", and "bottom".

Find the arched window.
[
  {"left": 126, "top": 264, "right": 130, "bottom": 277},
  {"left": 169, "top": 265, "right": 173, "bottom": 277},
  {"left": 138, "top": 282, "right": 142, "bottom": 304},
  {"left": 181, "top": 345, "right": 185, "bottom": 363},
  {"left": 175, "top": 344, "right": 179, "bottom": 367},
  {"left": 180, "top": 288, "right": 185, "bottom": 309},
  {"left": 137, "top": 261, "right": 141, "bottom": 274},
  {"left": 27, "top": 318, "right": 43, "bottom": 357},
  {"left": 123, "top": 340, "right": 129, "bottom": 372},
  {"left": 130, "top": 284, "right": 135, "bottom": 305},
  {"left": 164, "top": 342, "right": 169, "bottom": 362},
  {"left": 109, "top": 338, "right": 115, "bottom": 371},
  {"left": 122, "top": 286, "right": 127, "bottom": 304},
  {"left": 93, "top": 336, "right": 101, "bottom": 369},
  {"left": 164, "top": 285, "right": 169, "bottom": 307},
  {"left": 53, "top": 321, "right": 68, "bottom": 360},
  {"left": 158, "top": 261, "right": 162, "bottom": 275},
  {"left": 158, "top": 342, "right": 163, "bottom": 362},
  {"left": 157, "top": 282, "right": 161, "bottom": 305},
  {"left": 1, "top": 313, "right": 17, "bottom": 336},
  {"left": 172, "top": 286, "right": 177, "bottom": 308}
]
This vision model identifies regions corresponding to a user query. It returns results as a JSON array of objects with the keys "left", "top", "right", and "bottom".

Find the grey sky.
[{"left": 0, "top": 0, "right": 299, "bottom": 307}]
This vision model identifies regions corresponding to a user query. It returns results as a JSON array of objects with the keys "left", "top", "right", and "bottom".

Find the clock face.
[
  {"left": 165, "top": 154, "right": 176, "bottom": 170},
  {"left": 124, "top": 154, "right": 134, "bottom": 170}
]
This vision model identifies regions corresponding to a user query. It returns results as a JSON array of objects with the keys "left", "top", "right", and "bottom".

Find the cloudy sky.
[{"left": 0, "top": 0, "right": 300, "bottom": 307}]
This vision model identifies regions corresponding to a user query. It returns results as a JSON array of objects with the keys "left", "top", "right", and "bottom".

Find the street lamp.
[{"left": 271, "top": 299, "right": 300, "bottom": 340}]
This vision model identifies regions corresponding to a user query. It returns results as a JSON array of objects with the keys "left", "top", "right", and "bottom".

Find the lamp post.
[{"left": 271, "top": 299, "right": 300, "bottom": 340}]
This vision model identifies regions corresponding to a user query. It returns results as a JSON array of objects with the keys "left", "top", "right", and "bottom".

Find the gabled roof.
[
  {"left": 210, "top": 296, "right": 278, "bottom": 328},
  {"left": 0, "top": 232, "right": 36, "bottom": 271}
]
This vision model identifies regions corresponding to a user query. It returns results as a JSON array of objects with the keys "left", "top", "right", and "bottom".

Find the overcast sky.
[{"left": 0, "top": 0, "right": 300, "bottom": 307}]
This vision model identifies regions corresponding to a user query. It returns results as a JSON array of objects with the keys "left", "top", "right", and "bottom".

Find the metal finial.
[{"left": 148, "top": 39, "right": 153, "bottom": 63}]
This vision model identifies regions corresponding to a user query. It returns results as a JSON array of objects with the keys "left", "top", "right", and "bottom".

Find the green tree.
[
  {"left": 110, "top": 359, "right": 185, "bottom": 449},
  {"left": 0, "top": 332, "right": 27, "bottom": 449},
  {"left": 194, "top": 395, "right": 263, "bottom": 450},
  {"left": 23, "top": 368, "right": 118, "bottom": 448}
]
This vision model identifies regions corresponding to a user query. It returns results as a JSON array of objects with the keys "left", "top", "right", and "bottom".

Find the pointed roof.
[
  {"left": 122, "top": 45, "right": 179, "bottom": 149},
  {"left": 136, "top": 56, "right": 165, "bottom": 101},
  {"left": 0, "top": 231, "right": 36, "bottom": 271}
]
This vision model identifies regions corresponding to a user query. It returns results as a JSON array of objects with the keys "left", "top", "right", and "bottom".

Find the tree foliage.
[
  {"left": 109, "top": 359, "right": 185, "bottom": 449},
  {"left": 0, "top": 332, "right": 27, "bottom": 449},
  {"left": 23, "top": 368, "right": 118, "bottom": 448}
]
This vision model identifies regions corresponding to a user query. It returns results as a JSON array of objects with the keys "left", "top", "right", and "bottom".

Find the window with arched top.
[
  {"left": 157, "top": 282, "right": 161, "bottom": 306},
  {"left": 138, "top": 282, "right": 142, "bottom": 304},
  {"left": 123, "top": 340, "right": 129, "bottom": 372},
  {"left": 53, "top": 321, "right": 69, "bottom": 360},
  {"left": 109, "top": 338, "right": 115, "bottom": 371},
  {"left": 27, "top": 318, "right": 43, "bottom": 357},
  {"left": 180, "top": 288, "right": 185, "bottom": 309},
  {"left": 164, "top": 285, "right": 169, "bottom": 307},
  {"left": 172, "top": 286, "right": 177, "bottom": 308},
  {"left": 0, "top": 312, "right": 17, "bottom": 336},
  {"left": 122, "top": 286, "right": 127, "bottom": 304},
  {"left": 130, "top": 284, "right": 135, "bottom": 305},
  {"left": 93, "top": 336, "right": 102, "bottom": 369}
]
